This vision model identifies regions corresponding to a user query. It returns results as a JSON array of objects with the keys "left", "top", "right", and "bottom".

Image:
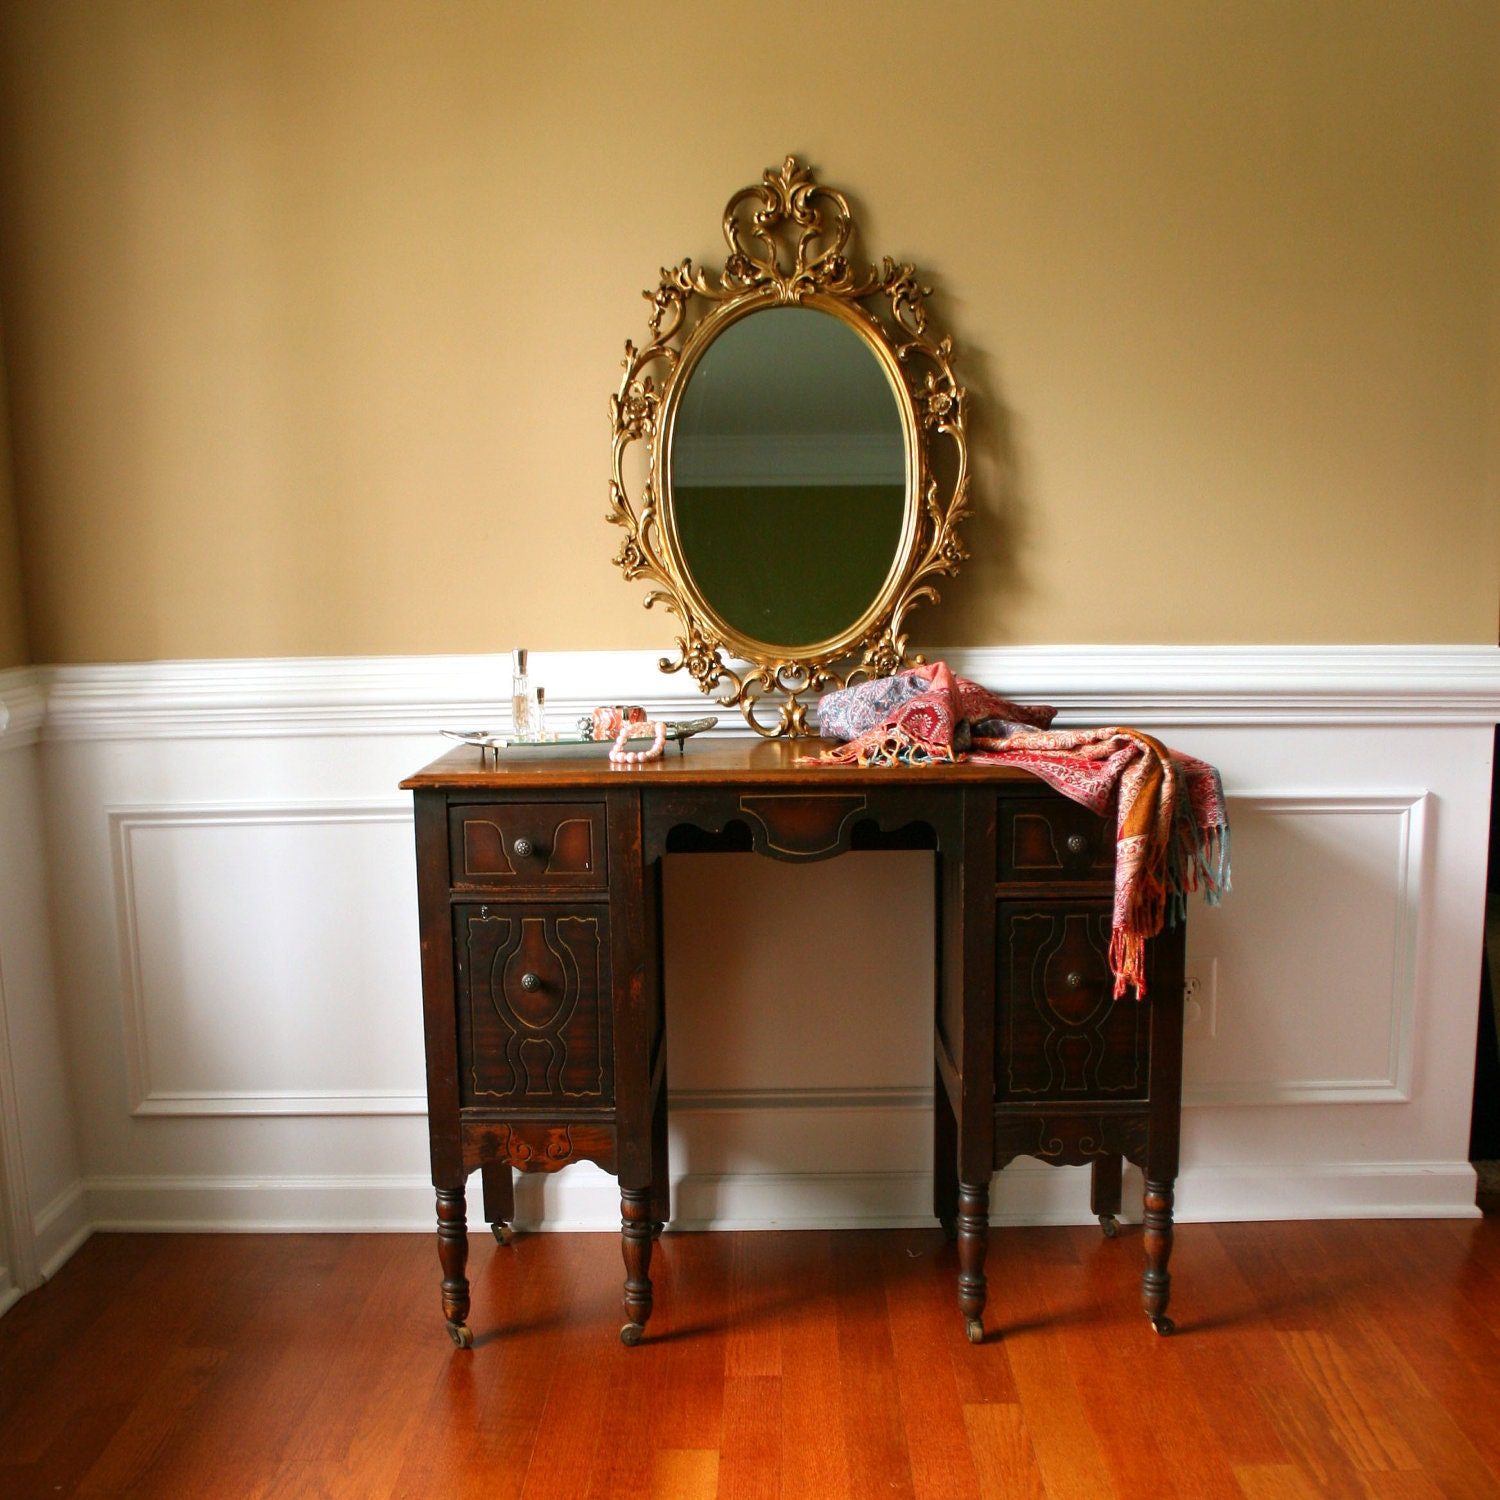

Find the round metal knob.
[
  {"left": 1067, "top": 972, "right": 1084, "bottom": 989},
  {"left": 520, "top": 972, "right": 541, "bottom": 992},
  {"left": 1066, "top": 833, "right": 1088, "bottom": 855},
  {"left": 512, "top": 837, "right": 534, "bottom": 859}
]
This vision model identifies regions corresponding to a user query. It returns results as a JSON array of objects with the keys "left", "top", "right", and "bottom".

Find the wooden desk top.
[{"left": 401, "top": 740, "right": 1042, "bottom": 792}]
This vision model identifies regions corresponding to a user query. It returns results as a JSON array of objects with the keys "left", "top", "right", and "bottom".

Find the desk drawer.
[
  {"left": 449, "top": 802, "right": 606, "bottom": 891},
  {"left": 998, "top": 797, "right": 1115, "bottom": 884},
  {"left": 456, "top": 903, "right": 613, "bottom": 1108},
  {"left": 996, "top": 901, "right": 1148, "bottom": 1102}
]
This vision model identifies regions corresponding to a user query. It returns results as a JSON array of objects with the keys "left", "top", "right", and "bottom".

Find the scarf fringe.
[
  {"left": 1109, "top": 928, "right": 1147, "bottom": 1001},
  {"left": 820, "top": 724, "right": 958, "bottom": 769}
]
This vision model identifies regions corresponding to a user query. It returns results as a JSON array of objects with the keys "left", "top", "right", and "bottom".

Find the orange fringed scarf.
[{"left": 819, "top": 663, "right": 1229, "bottom": 998}]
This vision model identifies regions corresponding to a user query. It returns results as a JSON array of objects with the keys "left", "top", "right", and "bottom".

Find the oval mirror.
[
  {"left": 609, "top": 157, "right": 971, "bottom": 737},
  {"left": 665, "top": 305, "right": 910, "bottom": 652}
]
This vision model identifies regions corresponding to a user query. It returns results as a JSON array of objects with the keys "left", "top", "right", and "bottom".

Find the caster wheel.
[
  {"left": 492, "top": 1222, "right": 514, "bottom": 1246},
  {"left": 940, "top": 1218, "right": 958, "bottom": 1244},
  {"left": 965, "top": 1318, "right": 984, "bottom": 1345},
  {"left": 1150, "top": 1314, "right": 1175, "bottom": 1336},
  {"left": 447, "top": 1320, "right": 474, "bottom": 1349},
  {"left": 620, "top": 1322, "right": 644, "bottom": 1347},
  {"left": 1099, "top": 1214, "right": 1119, "bottom": 1239}
]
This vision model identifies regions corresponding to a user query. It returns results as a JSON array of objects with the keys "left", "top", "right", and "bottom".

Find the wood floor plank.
[
  {"left": 648, "top": 1233, "right": 728, "bottom": 1453},
  {"left": 1048, "top": 1225, "right": 1242, "bottom": 1500},
  {"left": 835, "top": 1229, "right": 916, "bottom": 1499},
  {"left": 962, "top": 1403, "right": 1046, "bottom": 1500},
  {"left": 725, "top": 1230, "right": 782, "bottom": 1379},
  {"left": 1232, "top": 1462, "right": 1326, "bottom": 1499},
  {"left": 2, "top": 1220, "right": 1499, "bottom": 1499},
  {"left": 879, "top": 1230, "right": 982, "bottom": 1500},
  {"left": 1358, "top": 1473, "right": 1452, "bottom": 1499},
  {"left": 74, "top": 1346, "right": 225, "bottom": 1497},
  {"left": 1278, "top": 1329, "right": 1418, "bottom": 1475},
  {"left": 519, "top": 1232, "right": 620, "bottom": 1500},
  {"left": 1252, "top": 1383, "right": 1376, "bottom": 1500},
  {"left": 999, "top": 1231, "right": 1116, "bottom": 1500},
  {"left": 1350, "top": 1219, "right": 1500, "bottom": 1479},
  {"left": 780, "top": 1231, "right": 850, "bottom": 1500},
  {"left": 1327, "top": 1310, "right": 1500, "bottom": 1500},
  {"left": 1160, "top": 1228, "right": 1293, "bottom": 1467},
  {"left": 719, "top": 1375, "right": 781, "bottom": 1500},
  {"left": 650, "top": 1448, "right": 721, "bottom": 1499}
]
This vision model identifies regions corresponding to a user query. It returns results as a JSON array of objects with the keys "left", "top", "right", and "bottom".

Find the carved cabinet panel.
[
  {"left": 448, "top": 802, "right": 607, "bottom": 891},
  {"left": 996, "top": 901, "right": 1149, "bottom": 1102},
  {"left": 456, "top": 904, "right": 614, "bottom": 1108}
]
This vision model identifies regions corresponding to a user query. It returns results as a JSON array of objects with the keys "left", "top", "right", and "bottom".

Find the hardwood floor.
[{"left": 2, "top": 1217, "right": 1498, "bottom": 1498}]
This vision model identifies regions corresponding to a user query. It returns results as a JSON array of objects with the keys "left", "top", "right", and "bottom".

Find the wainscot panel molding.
[
  {"left": 1, "top": 645, "right": 1496, "bottom": 1277},
  {"left": 109, "top": 801, "right": 425, "bottom": 1118}
]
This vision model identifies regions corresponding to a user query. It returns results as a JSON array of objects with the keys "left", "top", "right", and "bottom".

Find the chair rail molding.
[{"left": 34, "top": 644, "right": 1500, "bottom": 740}]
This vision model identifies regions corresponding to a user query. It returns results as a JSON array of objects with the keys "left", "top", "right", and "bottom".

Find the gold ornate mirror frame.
[{"left": 608, "top": 156, "right": 970, "bottom": 737}]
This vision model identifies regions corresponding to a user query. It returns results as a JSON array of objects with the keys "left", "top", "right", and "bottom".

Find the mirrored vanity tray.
[{"left": 441, "top": 718, "right": 719, "bottom": 758}]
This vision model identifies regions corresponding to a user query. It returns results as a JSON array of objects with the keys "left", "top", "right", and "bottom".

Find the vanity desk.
[{"left": 403, "top": 738, "right": 1186, "bottom": 1348}]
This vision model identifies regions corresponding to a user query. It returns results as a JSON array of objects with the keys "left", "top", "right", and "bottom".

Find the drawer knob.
[
  {"left": 512, "top": 837, "right": 535, "bottom": 859},
  {"left": 1066, "top": 833, "right": 1088, "bottom": 855},
  {"left": 1067, "top": 971, "right": 1084, "bottom": 989},
  {"left": 520, "top": 972, "right": 542, "bottom": 992}
]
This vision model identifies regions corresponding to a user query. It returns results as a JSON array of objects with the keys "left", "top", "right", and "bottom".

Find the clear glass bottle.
[
  {"left": 510, "top": 649, "right": 537, "bottom": 741},
  {"left": 534, "top": 686, "right": 549, "bottom": 741}
]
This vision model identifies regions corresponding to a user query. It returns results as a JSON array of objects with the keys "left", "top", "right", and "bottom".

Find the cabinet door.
[
  {"left": 456, "top": 904, "right": 614, "bottom": 1107},
  {"left": 996, "top": 902, "right": 1149, "bottom": 1101}
]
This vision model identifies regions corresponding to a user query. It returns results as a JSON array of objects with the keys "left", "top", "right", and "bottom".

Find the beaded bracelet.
[{"left": 609, "top": 719, "right": 667, "bottom": 765}]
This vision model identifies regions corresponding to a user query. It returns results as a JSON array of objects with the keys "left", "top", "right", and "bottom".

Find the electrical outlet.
[{"left": 1183, "top": 958, "right": 1218, "bottom": 1040}]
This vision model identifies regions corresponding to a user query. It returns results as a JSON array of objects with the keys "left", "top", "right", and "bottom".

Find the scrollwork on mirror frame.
[{"left": 607, "top": 155, "right": 971, "bottom": 738}]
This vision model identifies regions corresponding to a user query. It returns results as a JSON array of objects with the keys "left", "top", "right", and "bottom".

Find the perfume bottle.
[
  {"left": 510, "top": 649, "right": 537, "bottom": 741},
  {"left": 534, "top": 686, "right": 548, "bottom": 741}
]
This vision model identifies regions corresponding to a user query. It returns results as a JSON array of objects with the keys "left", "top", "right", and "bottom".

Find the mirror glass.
[{"left": 668, "top": 306, "right": 907, "bottom": 648}]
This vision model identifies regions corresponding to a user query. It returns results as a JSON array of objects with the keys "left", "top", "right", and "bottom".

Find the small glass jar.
[{"left": 510, "top": 649, "right": 537, "bottom": 741}]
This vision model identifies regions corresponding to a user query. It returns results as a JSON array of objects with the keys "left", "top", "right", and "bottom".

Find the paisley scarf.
[{"left": 817, "top": 663, "right": 1230, "bottom": 998}]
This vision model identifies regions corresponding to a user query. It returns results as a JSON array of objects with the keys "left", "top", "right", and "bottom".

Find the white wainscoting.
[
  {"left": 5, "top": 647, "right": 1499, "bottom": 1262},
  {"left": 0, "top": 668, "right": 85, "bottom": 1292}
]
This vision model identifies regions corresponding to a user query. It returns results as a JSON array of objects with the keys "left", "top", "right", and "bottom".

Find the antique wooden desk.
[{"left": 403, "top": 740, "right": 1185, "bottom": 1348}]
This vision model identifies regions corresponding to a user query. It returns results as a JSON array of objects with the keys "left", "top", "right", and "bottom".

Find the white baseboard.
[
  {"left": 33, "top": 1181, "right": 90, "bottom": 1278},
  {"left": 74, "top": 1156, "right": 1481, "bottom": 1236},
  {"left": 1171, "top": 1160, "right": 1481, "bottom": 1222}
]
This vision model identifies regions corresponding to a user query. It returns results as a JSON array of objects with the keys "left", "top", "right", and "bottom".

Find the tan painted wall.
[
  {"left": 0, "top": 0, "right": 1494, "bottom": 663},
  {"left": 0, "top": 326, "right": 26, "bottom": 667}
]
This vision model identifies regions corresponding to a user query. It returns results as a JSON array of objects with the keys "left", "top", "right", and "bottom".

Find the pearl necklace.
[{"left": 610, "top": 719, "right": 667, "bottom": 765}]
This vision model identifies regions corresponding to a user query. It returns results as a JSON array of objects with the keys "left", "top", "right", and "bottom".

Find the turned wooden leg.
[
  {"left": 1091, "top": 1154, "right": 1123, "bottom": 1238},
  {"left": 956, "top": 1179, "right": 989, "bottom": 1343},
  {"left": 1142, "top": 1176, "right": 1176, "bottom": 1334},
  {"left": 619, "top": 1186, "right": 655, "bottom": 1345},
  {"left": 482, "top": 1162, "right": 515, "bottom": 1246},
  {"left": 649, "top": 1064, "right": 670, "bottom": 1240},
  {"left": 934, "top": 1058, "right": 959, "bottom": 1241},
  {"left": 435, "top": 1187, "right": 472, "bottom": 1348}
]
